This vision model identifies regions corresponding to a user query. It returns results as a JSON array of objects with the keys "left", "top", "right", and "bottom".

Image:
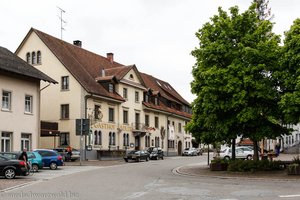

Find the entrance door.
[
  {"left": 135, "top": 136, "right": 140, "bottom": 150},
  {"left": 177, "top": 141, "right": 182, "bottom": 156}
]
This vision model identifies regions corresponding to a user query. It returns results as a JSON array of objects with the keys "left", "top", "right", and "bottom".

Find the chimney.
[
  {"left": 101, "top": 68, "right": 105, "bottom": 77},
  {"left": 73, "top": 40, "right": 82, "bottom": 47},
  {"left": 107, "top": 53, "right": 114, "bottom": 63}
]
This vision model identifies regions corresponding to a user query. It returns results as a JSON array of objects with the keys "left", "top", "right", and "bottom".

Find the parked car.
[
  {"left": 53, "top": 148, "right": 80, "bottom": 162},
  {"left": 0, "top": 155, "right": 27, "bottom": 179},
  {"left": 219, "top": 147, "right": 254, "bottom": 160},
  {"left": 34, "top": 149, "right": 63, "bottom": 170},
  {"left": 124, "top": 150, "right": 150, "bottom": 162},
  {"left": 0, "top": 151, "right": 43, "bottom": 171},
  {"left": 147, "top": 148, "right": 164, "bottom": 160},
  {"left": 182, "top": 148, "right": 198, "bottom": 156}
]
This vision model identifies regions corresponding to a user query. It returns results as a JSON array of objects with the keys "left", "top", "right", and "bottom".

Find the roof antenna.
[{"left": 57, "top": 6, "right": 66, "bottom": 40}]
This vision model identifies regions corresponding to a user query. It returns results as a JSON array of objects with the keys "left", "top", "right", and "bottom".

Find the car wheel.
[
  {"left": 247, "top": 155, "right": 253, "bottom": 160},
  {"left": 224, "top": 156, "right": 230, "bottom": 161},
  {"left": 32, "top": 164, "right": 39, "bottom": 172},
  {"left": 146, "top": 157, "right": 149, "bottom": 161},
  {"left": 4, "top": 168, "right": 16, "bottom": 179},
  {"left": 124, "top": 158, "right": 128, "bottom": 162},
  {"left": 50, "top": 162, "right": 58, "bottom": 170},
  {"left": 136, "top": 158, "right": 140, "bottom": 162}
]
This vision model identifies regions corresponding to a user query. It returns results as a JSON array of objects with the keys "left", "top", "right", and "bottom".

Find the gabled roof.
[
  {"left": 0, "top": 46, "right": 56, "bottom": 83},
  {"left": 141, "top": 72, "right": 190, "bottom": 106},
  {"left": 16, "top": 28, "right": 124, "bottom": 102}
]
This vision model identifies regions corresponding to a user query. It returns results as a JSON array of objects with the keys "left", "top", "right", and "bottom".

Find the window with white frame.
[
  {"left": 109, "top": 132, "right": 116, "bottom": 145},
  {"left": 26, "top": 52, "right": 30, "bottom": 63},
  {"left": 32, "top": 52, "right": 36, "bottom": 64},
  {"left": 154, "top": 116, "right": 159, "bottom": 128},
  {"left": 25, "top": 95, "right": 33, "bottom": 113},
  {"left": 135, "top": 91, "right": 139, "bottom": 102},
  {"left": 178, "top": 122, "right": 182, "bottom": 133},
  {"left": 123, "top": 110, "right": 128, "bottom": 124},
  {"left": 1, "top": 132, "right": 12, "bottom": 152},
  {"left": 60, "top": 132, "right": 70, "bottom": 146},
  {"left": 37, "top": 51, "right": 42, "bottom": 64},
  {"left": 108, "top": 83, "right": 114, "bottom": 93},
  {"left": 123, "top": 88, "right": 128, "bottom": 99},
  {"left": 21, "top": 133, "right": 31, "bottom": 151},
  {"left": 2, "top": 91, "right": 11, "bottom": 111},
  {"left": 94, "top": 131, "right": 102, "bottom": 145},
  {"left": 61, "top": 76, "right": 69, "bottom": 91},
  {"left": 109, "top": 108, "right": 114, "bottom": 122},
  {"left": 61, "top": 104, "right": 69, "bottom": 119},
  {"left": 123, "top": 133, "right": 129, "bottom": 147}
]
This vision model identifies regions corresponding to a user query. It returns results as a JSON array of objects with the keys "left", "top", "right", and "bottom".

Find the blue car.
[{"left": 34, "top": 149, "right": 64, "bottom": 170}]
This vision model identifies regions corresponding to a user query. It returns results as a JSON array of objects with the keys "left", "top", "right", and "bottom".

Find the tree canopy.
[{"left": 187, "top": 3, "right": 290, "bottom": 159}]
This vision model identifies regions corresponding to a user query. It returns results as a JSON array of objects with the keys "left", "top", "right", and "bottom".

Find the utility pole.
[{"left": 57, "top": 6, "right": 66, "bottom": 40}]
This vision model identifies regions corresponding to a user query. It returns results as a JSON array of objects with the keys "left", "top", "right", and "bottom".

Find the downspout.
[{"left": 84, "top": 94, "right": 93, "bottom": 160}]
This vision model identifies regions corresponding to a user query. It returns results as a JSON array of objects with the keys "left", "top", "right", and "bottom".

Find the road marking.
[{"left": 279, "top": 194, "right": 300, "bottom": 198}]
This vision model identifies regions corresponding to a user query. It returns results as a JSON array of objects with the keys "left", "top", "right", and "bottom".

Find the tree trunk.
[
  {"left": 231, "top": 138, "right": 236, "bottom": 160},
  {"left": 253, "top": 140, "right": 259, "bottom": 161}
]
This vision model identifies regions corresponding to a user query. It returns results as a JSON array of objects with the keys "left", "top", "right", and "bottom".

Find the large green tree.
[
  {"left": 278, "top": 19, "right": 300, "bottom": 124},
  {"left": 187, "top": 3, "right": 289, "bottom": 160}
]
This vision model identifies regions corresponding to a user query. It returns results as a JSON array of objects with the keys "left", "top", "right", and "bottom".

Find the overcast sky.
[{"left": 1, "top": 0, "right": 300, "bottom": 103}]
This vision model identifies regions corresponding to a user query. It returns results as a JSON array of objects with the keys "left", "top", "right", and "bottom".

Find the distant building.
[
  {"left": 16, "top": 28, "right": 192, "bottom": 159},
  {"left": 0, "top": 46, "right": 56, "bottom": 152}
]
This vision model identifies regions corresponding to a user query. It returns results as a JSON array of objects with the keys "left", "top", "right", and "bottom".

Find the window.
[
  {"left": 168, "top": 140, "right": 175, "bottom": 148},
  {"left": 94, "top": 131, "right": 102, "bottom": 145},
  {"left": 145, "top": 136, "right": 150, "bottom": 147},
  {"left": 135, "top": 91, "right": 139, "bottom": 102},
  {"left": 109, "top": 108, "right": 114, "bottom": 122},
  {"left": 61, "top": 104, "right": 69, "bottom": 119},
  {"left": 155, "top": 116, "right": 159, "bottom": 128},
  {"left": 37, "top": 51, "right": 41, "bottom": 64},
  {"left": 25, "top": 95, "right": 33, "bottom": 113},
  {"left": 26, "top": 52, "right": 30, "bottom": 63},
  {"left": 1, "top": 132, "right": 12, "bottom": 152},
  {"left": 135, "top": 113, "right": 140, "bottom": 130},
  {"left": 2, "top": 91, "right": 11, "bottom": 111},
  {"left": 108, "top": 83, "right": 114, "bottom": 93},
  {"left": 123, "top": 110, "right": 128, "bottom": 124},
  {"left": 155, "top": 137, "right": 160, "bottom": 147},
  {"left": 60, "top": 132, "right": 70, "bottom": 146},
  {"left": 61, "top": 76, "right": 69, "bottom": 90},
  {"left": 109, "top": 132, "right": 115, "bottom": 145},
  {"left": 154, "top": 97, "right": 159, "bottom": 105},
  {"left": 178, "top": 123, "right": 182, "bottom": 133},
  {"left": 21, "top": 133, "right": 31, "bottom": 151},
  {"left": 144, "top": 94, "right": 149, "bottom": 103},
  {"left": 31, "top": 52, "right": 36, "bottom": 64},
  {"left": 123, "top": 88, "right": 128, "bottom": 99},
  {"left": 129, "top": 74, "right": 134, "bottom": 79},
  {"left": 123, "top": 133, "right": 129, "bottom": 147},
  {"left": 145, "top": 115, "right": 149, "bottom": 127}
]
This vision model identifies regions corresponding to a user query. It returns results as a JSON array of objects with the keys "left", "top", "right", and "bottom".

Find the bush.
[{"left": 227, "top": 159, "right": 282, "bottom": 172}]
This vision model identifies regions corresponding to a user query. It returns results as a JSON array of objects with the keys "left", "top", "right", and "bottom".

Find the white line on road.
[{"left": 279, "top": 194, "right": 300, "bottom": 198}]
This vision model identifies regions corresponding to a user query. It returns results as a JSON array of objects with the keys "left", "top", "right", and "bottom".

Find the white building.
[
  {"left": 16, "top": 28, "right": 192, "bottom": 159},
  {"left": 0, "top": 46, "right": 56, "bottom": 152}
]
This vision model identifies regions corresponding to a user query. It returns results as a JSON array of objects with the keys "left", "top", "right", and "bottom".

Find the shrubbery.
[{"left": 227, "top": 160, "right": 283, "bottom": 172}]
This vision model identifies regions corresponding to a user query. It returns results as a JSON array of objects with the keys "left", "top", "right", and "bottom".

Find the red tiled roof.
[
  {"left": 16, "top": 28, "right": 191, "bottom": 118},
  {"left": 22, "top": 28, "right": 125, "bottom": 102}
]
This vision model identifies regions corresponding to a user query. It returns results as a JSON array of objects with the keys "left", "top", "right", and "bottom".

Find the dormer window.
[
  {"left": 109, "top": 83, "right": 114, "bottom": 93},
  {"left": 154, "top": 97, "right": 159, "bottom": 105},
  {"left": 144, "top": 94, "right": 149, "bottom": 103}
]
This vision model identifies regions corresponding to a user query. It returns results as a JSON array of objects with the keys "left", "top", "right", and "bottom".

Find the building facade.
[
  {"left": 16, "top": 28, "right": 192, "bottom": 159},
  {"left": 0, "top": 46, "right": 56, "bottom": 152}
]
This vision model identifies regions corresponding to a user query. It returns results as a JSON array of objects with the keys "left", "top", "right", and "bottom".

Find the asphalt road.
[{"left": 1, "top": 156, "right": 300, "bottom": 200}]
